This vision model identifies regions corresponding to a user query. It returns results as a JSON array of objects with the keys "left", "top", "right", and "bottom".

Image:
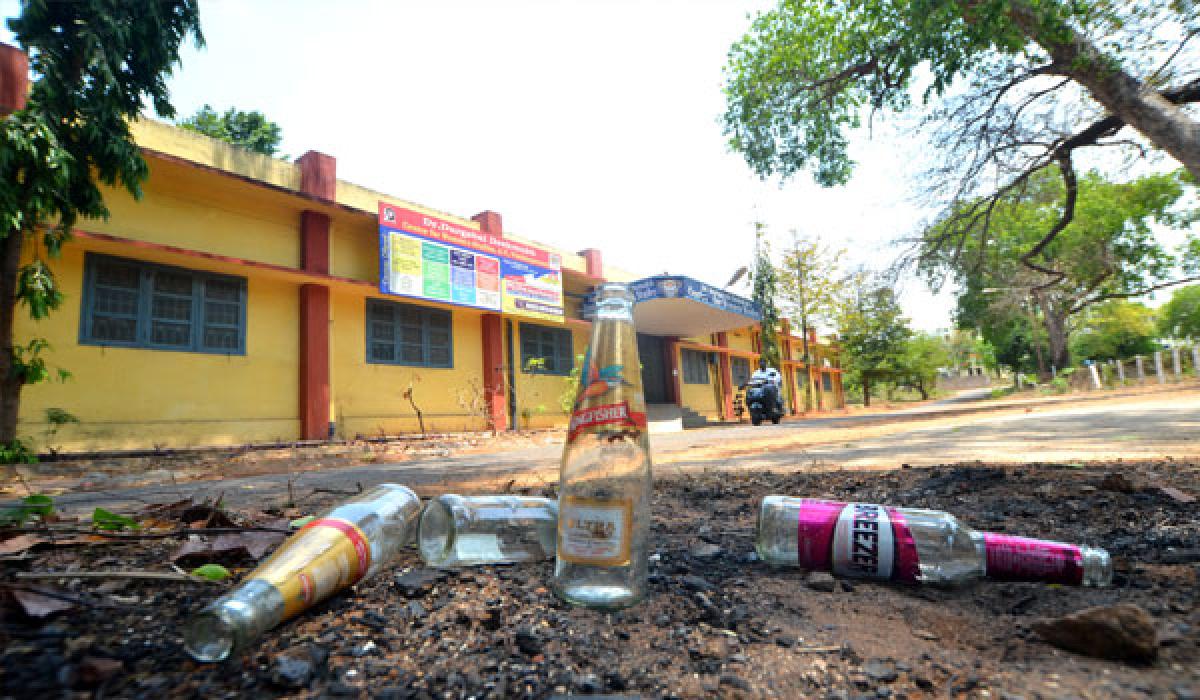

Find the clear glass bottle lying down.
[
  {"left": 418, "top": 494, "right": 557, "bottom": 567},
  {"left": 756, "top": 496, "right": 1111, "bottom": 586},
  {"left": 182, "top": 483, "right": 422, "bottom": 662}
]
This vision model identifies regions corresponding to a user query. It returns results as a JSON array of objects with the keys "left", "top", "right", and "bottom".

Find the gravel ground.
[{"left": 2, "top": 459, "right": 1198, "bottom": 699}]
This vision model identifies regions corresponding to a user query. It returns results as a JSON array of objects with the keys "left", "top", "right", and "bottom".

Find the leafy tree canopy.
[
  {"left": 1069, "top": 300, "right": 1158, "bottom": 361},
  {"left": 777, "top": 232, "right": 845, "bottom": 353},
  {"left": 179, "top": 104, "right": 283, "bottom": 156},
  {"left": 723, "top": 0, "right": 1200, "bottom": 185},
  {"left": 1, "top": 0, "right": 203, "bottom": 447},
  {"left": 921, "top": 168, "right": 1193, "bottom": 368},
  {"left": 836, "top": 270, "right": 913, "bottom": 400},
  {"left": 1158, "top": 284, "right": 1200, "bottom": 340},
  {"left": 751, "top": 223, "right": 783, "bottom": 368},
  {"left": 894, "top": 332, "right": 951, "bottom": 400}
]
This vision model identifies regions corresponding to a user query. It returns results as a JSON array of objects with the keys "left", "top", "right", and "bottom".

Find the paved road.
[{"left": 18, "top": 390, "right": 1198, "bottom": 516}]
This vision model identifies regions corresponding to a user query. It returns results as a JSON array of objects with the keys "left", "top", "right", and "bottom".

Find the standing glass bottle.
[{"left": 553, "top": 283, "right": 652, "bottom": 609}]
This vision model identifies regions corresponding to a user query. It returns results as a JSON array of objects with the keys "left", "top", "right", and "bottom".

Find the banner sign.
[
  {"left": 378, "top": 203, "right": 563, "bottom": 322},
  {"left": 582, "top": 275, "right": 761, "bottom": 321}
]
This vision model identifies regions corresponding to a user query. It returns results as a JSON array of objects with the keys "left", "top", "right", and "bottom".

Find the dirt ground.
[{"left": 2, "top": 458, "right": 1197, "bottom": 699}]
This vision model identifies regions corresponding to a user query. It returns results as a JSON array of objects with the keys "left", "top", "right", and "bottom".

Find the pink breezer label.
[
  {"left": 983, "top": 533, "right": 1083, "bottom": 585},
  {"left": 795, "top": 500, "right": 920, "bottom": 583}
]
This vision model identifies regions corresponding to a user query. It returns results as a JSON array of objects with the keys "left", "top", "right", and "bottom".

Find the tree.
[
  {"left": 723, "top": 1, "right": 1199, "bottom": 311},
  {"left": 1070, "top": 300, "right": 1158, "bottom": 361},
  {"left": 777, "top": 232, "right": 844, "bottom": 408},
  {"left": 0, "top": 1, "right": 203, "bottom": 452},
  {"left": 751, "top": 222, "right": 782, "bottom": 369},
  {"left": 895, "top": 332, "right": 950, "bottom": 400},
  {"left": 919, "top": 168, "right": 1192, "bottom": 369},
  {"left": 1158, "top": 285, "right": 1200, "bottom": 340},
  {"left": 179, "top": 104, "right": 283, "bottom": 156},
  {"left": 837, "top": 270, "right": 913, "bottom": 405}
]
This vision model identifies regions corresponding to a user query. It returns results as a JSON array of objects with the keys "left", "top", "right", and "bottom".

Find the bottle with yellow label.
[
  {"left": 183, "top": 483, "right": 421, "bottom": 662},
  {"left": 553, "top": 283, "right": 652, "bottom": 610}
]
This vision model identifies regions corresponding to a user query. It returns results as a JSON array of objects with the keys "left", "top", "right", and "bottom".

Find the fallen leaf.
[
  {"left": 1158, "top": 486, "right": 1195, "bottom": 504},
  {"left": 191, "top": 564, "right": 231, "bottom": 581},
  {"left": 12, "top": 588, "right": 76, "bottom": 618},
  {"left": 79, "top": 656, "right": 123, "bottom": 685},
  {"left": 0, "top": 534, "right": 43, "bottom": 556}
]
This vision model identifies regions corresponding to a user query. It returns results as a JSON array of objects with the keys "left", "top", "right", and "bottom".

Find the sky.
[{"left": 1, "top": 0, "right": 953, "bottom": 331}]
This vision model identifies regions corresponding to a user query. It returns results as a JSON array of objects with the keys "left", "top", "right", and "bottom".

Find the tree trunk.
[
  {"left": 997, "top": 0, "right": 1200, "bottom": 180},
  {"left": 862, "top": 373, "right": 871, "bottom": 407},
  {"left": 1040, "top": 306, "right": 1071, "bottom": 371},
  {"left": 0, "top": 228, "right": 24, "bottom": 444}
]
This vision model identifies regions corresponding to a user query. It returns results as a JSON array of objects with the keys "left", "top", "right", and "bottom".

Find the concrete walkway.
[{"left": 15, "top": 389, "right": 1199, "bottom": 516}]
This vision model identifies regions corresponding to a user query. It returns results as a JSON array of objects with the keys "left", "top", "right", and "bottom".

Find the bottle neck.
[{"left": 981, "top": 532, "right": 1085, "bottom": 585}]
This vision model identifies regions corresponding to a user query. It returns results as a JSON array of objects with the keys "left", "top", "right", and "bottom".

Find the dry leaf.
[
  {"left": 0, "top": 534, "right": 43, "bottom": 556},
  {"left": 12, "top": 589, "right": 76, "bottom": 618}
]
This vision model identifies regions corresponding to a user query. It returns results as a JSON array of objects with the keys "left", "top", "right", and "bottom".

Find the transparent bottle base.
[
  {"left": 417, "top": 498, "right": 455, "bottom": 567},
  {"left": 1081, "top": 547, "right": 1113, "bottom": 587},
  {"left": 182, "top": 610, "right": 236, "bottom": 663},
  {"left": 553, "top": 582, "right": 642, "bottom": 611}
]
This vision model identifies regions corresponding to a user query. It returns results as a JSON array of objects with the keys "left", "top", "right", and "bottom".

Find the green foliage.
[
  {"left": 1070, "top": 300, "right": 1159, "bottom": 361},
  {"left": 0, "top": 493, "right": 53, "bottom": 525},
  {"left": 179, "top": 105, "right": 284, "bottom": 157},
  {"left": 289, "top": 515, "right": 315, "bottom": 529},
  {"left": 0, "top": 0, "right": 203, "bottom": 442},
  {"left": 925, "top": 169, "right": 1192, "bottom": 368},
  {"left": 191, "top": 563, "right": 232, "bottom": 581},
  {"left": 894, "top": 333, "right": 951, "bottom": 400},
  {"left": 836, "top": 271, "right": 913, "bottom": 396},
  {"left": 0, "top": 438, "right": 37, "bottom": 465},
  {"left": 1158, "top": 285, "right": 1200, "bottom": 339},
  {"left": 560, "top": 353, "right": 585, "bottom": 414},
  {"left": 722, "top": 0, "right": 1196, "bottom": 185},
  {"left": 91, "top": 507, "right": 139, "bottom": 531},
  {"left": 751, "top": 223, "right": 782, "bottom": 368},
  {"left": 777, "top": 232, "right": 844, "bottom": 360}
]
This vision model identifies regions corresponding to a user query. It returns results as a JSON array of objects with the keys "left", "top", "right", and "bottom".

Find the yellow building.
[{"left": 13, "top": 119, "right": 844, "bottom": 452}]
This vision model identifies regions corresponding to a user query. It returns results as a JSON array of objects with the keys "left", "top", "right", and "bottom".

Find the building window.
[
  {"left": 681, "top": 349, "right": 710, "bottom": 385},
  {"left": 366, "top": 299, "right": 453, "bottom": 368},
  {"left": 80, "top": 253, "right": 246, "bottom": 354},
  {"left": 822, "top": 372, "right": 834, "bottom": 392},
  {"left": 731, "top": 357, "right": 751, "bottom": 387},
  {"left": 520, "top": 323, "right": 574, "bottom": 375}
]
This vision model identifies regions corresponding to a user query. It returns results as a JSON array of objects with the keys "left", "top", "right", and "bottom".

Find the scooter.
[{"left": 744, "top": 379, "right": 783, "bottom": 426}]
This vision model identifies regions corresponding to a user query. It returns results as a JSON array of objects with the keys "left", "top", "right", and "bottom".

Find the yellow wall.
[
  {"left": 329, "top": 291, "right": 489, "bottom": 437},
  {"left": 87, "top": 159, "right": 303, "bottom": 269},
  {"left": 15, "top": 243, "right": 300, "bottom": 451}
]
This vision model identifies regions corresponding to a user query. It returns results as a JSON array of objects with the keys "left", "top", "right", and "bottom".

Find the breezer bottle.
[
  {"left": 756, "top": 496, "right": 1112, "bottom": 586},
  {"left": 553, "top": 282, "right": 652, "bottom": 609},
  {"left": 183, "top": 484, "right": 422, "bottom": 662}
]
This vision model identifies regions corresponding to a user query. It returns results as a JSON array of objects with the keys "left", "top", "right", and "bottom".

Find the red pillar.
[
  {"left": 0, "top": 43, "right": 29, "bottom": 115},
  {"left": 473, "top": 211, "right": 509, "bottom": 431},
  {"left": 297, "top": 151, "right": 334, "bottom": 440},
  {"left": 579, "top": 248, "right": 603, "bottom": 279},
  {"left": 665, "top": 337, "right": 682, "bottom": 406},
  {"left": 716, "top": 332, "right": 733, "bottom": 419}
]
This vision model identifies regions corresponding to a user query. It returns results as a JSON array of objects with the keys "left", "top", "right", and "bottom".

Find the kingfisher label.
[
  {"left": 567, "top": 401, "right": 647, "bottom": 441},
  {"left": 251, "top": 517, "right": 372, "bottom": 618}
]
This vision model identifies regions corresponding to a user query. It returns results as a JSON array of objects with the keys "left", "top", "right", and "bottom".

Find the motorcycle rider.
[{"left": 750, "top": 357, "right": 784, "bottom": 416}]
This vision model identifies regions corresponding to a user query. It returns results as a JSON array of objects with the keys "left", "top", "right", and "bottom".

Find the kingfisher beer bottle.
[
  {"left": 183, "top": 484, "right": 422, "bottom": 662},
  {"left": 553, "top": 282, "right": 652, "bottom": 609}
]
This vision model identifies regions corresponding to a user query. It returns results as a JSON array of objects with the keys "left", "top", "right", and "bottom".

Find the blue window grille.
[
  {"left": 519, "top": 323, "right": 574, "bottom": 375},
  {"left": 80, "top": 253, "right": 246, "bottom": 355},
  {"left": 681, "top": 349, "right": 711, "bottom": 385},
  {"left": 366, "top": 298, "right": 453, "bottom": 368}
]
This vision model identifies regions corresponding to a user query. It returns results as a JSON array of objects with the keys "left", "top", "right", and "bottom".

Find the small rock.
[
  {"left": 406, "top": 601, "right": 427, "bottom": 619},
  {"left": 1032, "top": 603, "right": 1158, "bottom": 662},
  {"left": 78, "top": 656, "right": 123, "bottom": 686},
  {"left": 806, "top": 571, "right": 839, "bottom": 593},
  {"left": 719, "top": 673, "right": 752, "bottom": 691},
  {"left": 864, "top": 659, "right": 898, "bottom": 683},
  {"left": 515, "top": 626, "right": 542, "bottom": 656},
  {"left": 327, "top": 680, "right": 359, "bottom": 696},
  {"left": 351, "top": 640, "right": 376, "bottom": 657},
  {"left": 681, "top": 575, "right": 716, "bottom": 592},
  {"left": 691, "top": 542, "right": 722, "bottom": 558},
  {"left": 913, "top": 675, "right": 934, "bottom": 691},
  {"left": 394, "top": 568, "right": 446, "bottom": 597},
  {"left": 270, "top": 654, "right": 314, "bottom": 689},
  {"left": 575, "top": 673, "right": 603, "bottom": 693},
  {"left": 1099, "top": 472, "right": 1136, "bottom": 494}
]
